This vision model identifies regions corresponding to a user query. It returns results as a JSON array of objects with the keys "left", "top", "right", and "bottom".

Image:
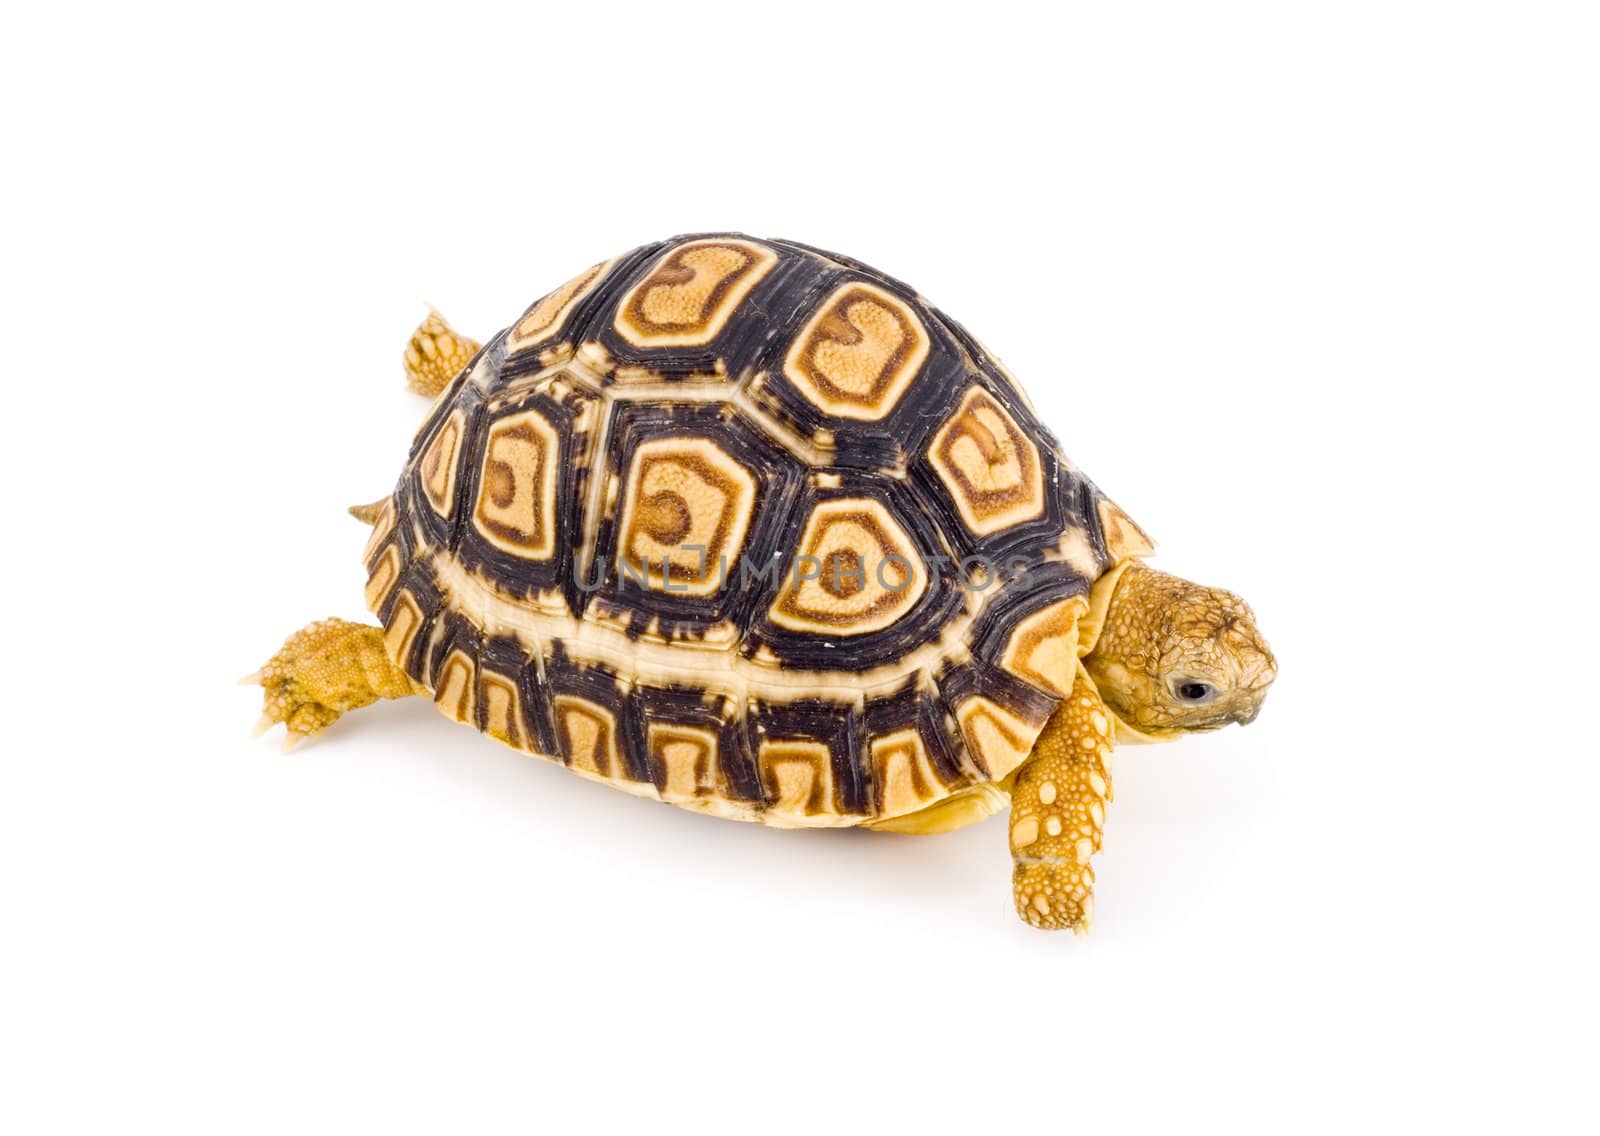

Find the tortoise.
[{"left": 248, "top": 233, "right": 1277, "bottom": 931}]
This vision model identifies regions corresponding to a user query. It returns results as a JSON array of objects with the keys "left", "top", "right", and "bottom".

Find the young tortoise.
[{"left": 249, "top": 233, "right": 1277, "bottom": 931}]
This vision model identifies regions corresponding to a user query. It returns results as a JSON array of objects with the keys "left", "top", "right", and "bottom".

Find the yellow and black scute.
[{"left": 361, "top": 234, "right": 1147, "bottom": 829}]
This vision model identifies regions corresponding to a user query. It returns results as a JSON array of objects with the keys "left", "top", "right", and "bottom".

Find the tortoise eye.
[{"left": 1174, "top": 681, "right": 1215, "bottom": 704}]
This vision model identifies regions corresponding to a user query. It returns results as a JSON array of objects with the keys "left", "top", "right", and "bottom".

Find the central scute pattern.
[
  {"left": 615, "top": 436, "right": 758, "bottom": 597},
  {"left": 366, "top": 233, "right": 1133, "bottom": 828},
  {"left": 768, "top": 498, "right": 928, "bottom": 636}
]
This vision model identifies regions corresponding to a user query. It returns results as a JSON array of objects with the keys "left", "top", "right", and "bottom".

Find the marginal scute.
[
  {"left": 361, "top": 498, "right": 396, "bottom": 562},
  {"left": 648, "top": 722, "right": 719, "bottom": 802},
  {"left": 614, "top": 238, "right": 778, "bottom": 348},
  {"left": 1097, "top": 497, "right": 1156, "bottom": 559},
  {"left": 870, "top": 728, "right": 944, "bottom": 818},
  {"left": 472, "top": 407, "right": 561, "bottom": 561},
  {"left": 364, "top": 544, "right": 402, "bottom": 611},
  {"left": 553, "top": 694, "right": 623, "bottom": 778},
  {"left": 757, "top": 739, "right": 836, "bottom": 822},
  {"left": 929, "top": 385, "right": 1045, "bottom": 536},
  {"left": 480, "top": 671, "right": 526, "bottom": 750},
  {"left": 955, "top": 695, "right": 1036, "bottom": 781},
  {"left": 507, "top": 260, "right": 613, "bottom": 355},
  {"left": 615, "top": 437, "right": 758, "bottom": 596},
  {"left": 1001, "top": 594, "right": 1091, "bottom": 698},
  {"left": 434, "top": 649, "right": 477, "bottom": 723},
  {"left": 768, "top": 497, "right": 928, "bottom": 637},
  {"left": 782, "top": 281, "right": 929, "bottom": 420},
  {"left": 418, "top": 410, "right": 466, "bottom": 518},
  {"left": 383, "top": 590, "right": 424, "bottom": 667}
]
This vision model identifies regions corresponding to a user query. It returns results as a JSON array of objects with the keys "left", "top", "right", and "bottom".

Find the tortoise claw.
[{"left": 245, "top": 619, "right": 413, "bottom": 753}]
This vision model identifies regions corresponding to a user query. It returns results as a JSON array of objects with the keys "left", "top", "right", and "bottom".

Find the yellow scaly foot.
[{"left": 245, "top": 619, "right": 422, "bottom": 751}]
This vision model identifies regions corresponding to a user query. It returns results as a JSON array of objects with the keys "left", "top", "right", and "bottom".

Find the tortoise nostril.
[{"left": 1239, "top": 650, "right": 1277, "bottom": 692}]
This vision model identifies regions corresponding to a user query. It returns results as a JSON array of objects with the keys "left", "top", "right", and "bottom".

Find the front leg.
[{"left": 1010, "top": 667, "right": 1115, "bottom": 932}]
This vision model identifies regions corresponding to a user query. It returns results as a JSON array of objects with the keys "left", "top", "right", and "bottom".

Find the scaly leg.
[
  {"left": 246, "top": 619, "right": 422, "bottom": 750},
  {"left": 402, "top": 309, "right": 481, "bottom": 398},
  {"left": 1010, "top": 667, "right": 1116, "bottom": 933}
]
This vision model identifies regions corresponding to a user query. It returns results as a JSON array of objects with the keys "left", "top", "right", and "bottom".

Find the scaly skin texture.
[
  {"left": 1006, "top": 563, "right": 1276, "bottom": 930},
  {"left": 252, "top": 309, "right": 1278, "bottom": 934},
  {"left": 247, "top": 619, "right": 423, "bottom": 750},
  {"left": 403, "top": 309, "right": 481, "bottom": 398},
  {"left": 1010, "top": 669, "right": 1115, "bottom": 933},
  {"left": 1084, "top": 563, "right": 1277, "bottom": 737}
]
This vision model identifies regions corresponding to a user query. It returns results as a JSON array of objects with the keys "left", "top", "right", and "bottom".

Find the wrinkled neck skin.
[
  {"left": 1079, "top": 560, "right": 1277, "bottom": 744},
  {"left": 1079, "top": 562, "right": 1165, "bottom": 744}
]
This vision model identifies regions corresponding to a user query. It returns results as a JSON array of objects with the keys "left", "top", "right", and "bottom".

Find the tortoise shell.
[{"left": 362, "top": 234, "right": 1151, "bottom": 827}]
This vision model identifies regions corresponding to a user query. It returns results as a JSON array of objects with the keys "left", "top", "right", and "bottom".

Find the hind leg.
[
  {"left": 246, "top": 619, "right": 422, "bottom": 750},
  {"left": 402, "top": 309, "right": 481, "bottom": 398}
]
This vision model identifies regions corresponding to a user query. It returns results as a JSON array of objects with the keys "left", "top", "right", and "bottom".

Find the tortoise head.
[{"left": 1083, "top": 564, "right": 1276, "bottom": 737}]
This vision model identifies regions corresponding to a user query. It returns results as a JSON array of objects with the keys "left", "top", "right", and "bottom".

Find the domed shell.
[{"left": 363, "top": 234, "right": 1152, "bottom": 827}]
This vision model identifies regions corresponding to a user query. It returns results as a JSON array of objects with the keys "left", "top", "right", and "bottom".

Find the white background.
[{"left": 3, "top": 2, "right": 1595, "bottom": 1132}]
